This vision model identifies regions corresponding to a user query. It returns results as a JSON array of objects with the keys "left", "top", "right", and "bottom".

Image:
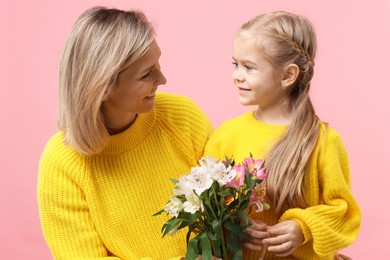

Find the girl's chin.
[{"left": 238, "top": 97, "right": 255, "bottom": 106}]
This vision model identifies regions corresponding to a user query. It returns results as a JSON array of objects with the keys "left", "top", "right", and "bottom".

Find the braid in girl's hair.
[{"left": 239, "top": 11, "right": 322, "bottom": 217}]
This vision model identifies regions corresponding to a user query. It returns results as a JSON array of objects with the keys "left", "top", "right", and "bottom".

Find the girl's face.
[
  {"left": 101, "top": 41, "right": 166, "bottom": 127},
  {"left": 232, "top": 35, "right": 285, "bottom": 109}
]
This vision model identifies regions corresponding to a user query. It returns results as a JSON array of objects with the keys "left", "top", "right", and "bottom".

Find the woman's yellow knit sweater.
[
  {"left": 204, "top": 111, "right": 361, "bottom": 260},
  {"left": 37, "top": 93, "right": 214, "bottom": 260}
]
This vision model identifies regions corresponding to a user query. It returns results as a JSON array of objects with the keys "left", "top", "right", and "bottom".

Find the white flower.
[
  {"left": 199, "top": 156, "right": 220, "bottom": 169},
  {"left": 174, "top": 175, "right": 193, "bottom": 195},
  {"left": 211, "top": 162, "right": 237, "bottom": 185},
  {"left": 186, "top": 166, "right": 213, "bottom": 195},
  {"left": 183, "top": 192, "right": 204, "bottom": 214},
  {"left": 164, "top": 196, "right": 183, "bottom": 217}
]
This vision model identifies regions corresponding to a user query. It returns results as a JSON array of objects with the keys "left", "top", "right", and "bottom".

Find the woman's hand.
[
  {"left": 242, "top": 218, "right": 270, "bottom": 251},
  {"left": 262, "top": 220, "right": 304, "bottom": 257}
]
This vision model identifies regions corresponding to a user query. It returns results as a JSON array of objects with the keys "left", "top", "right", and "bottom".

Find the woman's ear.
[{"left": 281, "top": 63, "right": 299, "bottom": 88}]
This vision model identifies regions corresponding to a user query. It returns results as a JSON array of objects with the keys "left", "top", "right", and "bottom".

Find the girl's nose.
[{"left": 232, "top": 68, "right": 244, "bottom": 84}]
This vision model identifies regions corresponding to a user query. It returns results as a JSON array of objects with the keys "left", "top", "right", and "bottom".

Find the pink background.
[{"left": 1, "top": 0, "right": 389, "bottom": 259}]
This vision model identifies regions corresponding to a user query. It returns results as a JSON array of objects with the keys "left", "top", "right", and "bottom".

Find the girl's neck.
[{"left": 254, "top": 101, "right": 292, "bottom": 125}]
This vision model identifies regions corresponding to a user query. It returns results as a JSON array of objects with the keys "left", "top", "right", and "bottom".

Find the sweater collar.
[
  {"left": 101, "top": 108, "right": 156, "bottom": 154},
  {"left": 245, "top": 110, "right": 288, "bottom": 134}
]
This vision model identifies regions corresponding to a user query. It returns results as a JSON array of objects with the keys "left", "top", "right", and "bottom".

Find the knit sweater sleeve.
[
  {"left": 37, "top": 134, "right": 121, "bottom": 259},
  {"left": 280, "top": 129, "right": 361, "bottom": 257}
]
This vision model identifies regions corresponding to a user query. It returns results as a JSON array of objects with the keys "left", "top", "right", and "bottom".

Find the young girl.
[{"left": 204, "top": 11, "right": 361, "bottom": 259}]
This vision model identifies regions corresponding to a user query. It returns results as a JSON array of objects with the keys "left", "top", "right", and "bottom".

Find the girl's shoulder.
[
  {"left": 319, "top": 122, "right": 344, "bottom": 144},
  {"left": 216, "top": 111, "right": 253, "bottom": 129}
]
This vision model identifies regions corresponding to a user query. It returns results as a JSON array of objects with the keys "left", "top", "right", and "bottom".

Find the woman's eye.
[
  {"left": 244, "top": 65, "right": 253, "bottom": 71},
  {"left": 141, "top": 71, "right": 151, "bottom": 79},
  {"left": 232, "top": 62, "right": 238, "bottom": 68}
]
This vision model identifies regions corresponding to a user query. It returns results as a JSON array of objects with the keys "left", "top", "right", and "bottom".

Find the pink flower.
[
  {"left": 244, "top": 157, "right": 266, "bottom": 180},
  {"left": 248, "top": 181, "right": 267, "bottom": 212},
  {"left": 225, "top": 165, "right": 246, "bottom": 190}
]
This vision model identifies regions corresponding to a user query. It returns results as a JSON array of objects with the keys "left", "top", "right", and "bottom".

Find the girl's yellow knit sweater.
[
  {"left": 38, "top": 93, "right": 214, "bottom": 260},
  {"left": 204, "top": 111, "right": 361, "bottom": 260}
]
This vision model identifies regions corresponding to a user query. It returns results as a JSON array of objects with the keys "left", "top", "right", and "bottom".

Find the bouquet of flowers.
[{"left": 154, "top": 155, "right": 269, "bottom": 260}]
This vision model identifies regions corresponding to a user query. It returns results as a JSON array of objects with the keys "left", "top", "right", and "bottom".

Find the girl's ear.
[{"left": 281, "top": 63, "right": 299, "bottom": 88}]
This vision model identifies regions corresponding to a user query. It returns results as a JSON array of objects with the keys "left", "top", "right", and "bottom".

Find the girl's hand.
[
  {"left": 242, "top": 218, "right": 270, "bottom": 251},
  {"left": 262, "top": 220, "right": 304, "bottom": 257},
  {"left": 195, "top": 256, "right": 222, "bottom": 260}
]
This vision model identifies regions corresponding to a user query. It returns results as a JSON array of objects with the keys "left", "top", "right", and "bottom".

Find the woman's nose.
[{"left": 156, "top": 63, "right": 167, "bottom": 86}]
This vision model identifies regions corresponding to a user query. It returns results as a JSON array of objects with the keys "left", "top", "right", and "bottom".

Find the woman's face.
[{"left": 101, "top": 41, "right": 166, "bottom": 131}]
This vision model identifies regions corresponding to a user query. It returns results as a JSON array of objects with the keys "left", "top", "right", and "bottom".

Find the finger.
[
  {"left": 262, "top": 234, "right": 289, "bottom": 245},
  {"left": 242, "top": 242, "right": 264, "bottom": 251},
  {"left": 275, "top": 246, "right": 295, "bottom": 257},
  {"left": 266, "top": 222, "right": 289, "bottom": 235},
  {"left": 247, "top": 229, "right": 270, "bottom": 239},
  {"left": 249, "top": 218, "right": 268, "bottom": 230},
  {"left": 267, "top": 241, "right": 293, "bottom": 253}
]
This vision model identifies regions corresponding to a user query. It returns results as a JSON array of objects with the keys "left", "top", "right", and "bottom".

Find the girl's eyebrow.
[{"left": 232, "top": 57, "right": 257, "bottom": 66}]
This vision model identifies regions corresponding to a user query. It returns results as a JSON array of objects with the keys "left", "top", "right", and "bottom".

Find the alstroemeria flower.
[
  {"left": 244, "top": 157, "right": 266, "bottom": 180},
  {"left": 186, "top": 166, "right": 213, "bottom": 195},
  {"left": 225, "top": 165, "right": 246, "bottom": 190},
  {"left": 164, "top": 196, "right": 184, "bottom": 217},
  {"left": 183, "top": 191, "right": 204, "bottom": 213},
  {"left": 199, "top": 156, "right": 219, "bottom": 169},
  {"left": 210, "top": 161, "right": 236, "bottom": 186},
  {"left": 174, "top": 175, "right": 193, "bottom": 195},
  {"left": 249, "top": 181, "right": 267, "bottom": 212}
]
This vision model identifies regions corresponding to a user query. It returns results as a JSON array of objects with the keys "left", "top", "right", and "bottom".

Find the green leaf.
[
  {"left": 186, "top": 236, "right": 200, "bottom": 260},
  {"left": 211, "top": 220, "right": 222, "bottom": 241},
  {"left": 236, "top": 209, "right": 249, "bottom": 224},
  {"left": 228, "top": 230, "right": 243, "bottom": 260},
  {"left": 224, "top": 219, "right": 251, "bottom": 240},
  {"left": 152, "top": 208, "right": 165, "bottom": 216},
  {"left": 199, "top": 232, "right": 212, "bottom": 260},
  {"left": 210, "top": 220, "right": 222, "bottom": 257},
  {"left": 162, "top": 218, "right": 182, "bottom": 237},
  {"left": 169, "top": 178, "right": 179, "bottom": 184}
]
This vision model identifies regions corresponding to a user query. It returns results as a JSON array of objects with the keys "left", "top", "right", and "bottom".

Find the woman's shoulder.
[
  {"left": 155, "top": 92, "right": 199, "bottom": 110},
  {"left": 40, "top": 131, "right": 85, "bottom": 168},
  {"left": 154, "top": 92, "right": 210, "bottom": 124}
]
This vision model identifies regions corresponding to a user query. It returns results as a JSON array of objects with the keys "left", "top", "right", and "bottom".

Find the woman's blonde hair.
[
  {"left": 239, "top": 11, "right": 321, "bottom": 216},
  {"left": 58, "top": 6, "right": 155, "bottom": 155}
]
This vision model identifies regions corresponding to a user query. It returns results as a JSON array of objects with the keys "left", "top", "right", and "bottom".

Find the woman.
[{"left": 38, "top": 6, "right": 213, "bottom": 259}]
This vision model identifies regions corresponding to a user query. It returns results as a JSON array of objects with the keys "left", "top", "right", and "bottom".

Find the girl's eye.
[
  {"left": 244, "top": 65, "right": 253, "bottom": 71},
  {"left": 232, "top": 62, "right": 238, "bottom": 69}
]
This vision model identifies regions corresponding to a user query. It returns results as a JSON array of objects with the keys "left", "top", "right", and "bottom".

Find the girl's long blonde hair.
[
  {"left": 58, "top": 7, "right": 154, "bottom": 155},
  {"left": 239, "top": 11, "right": 321, "bottom": 216}
]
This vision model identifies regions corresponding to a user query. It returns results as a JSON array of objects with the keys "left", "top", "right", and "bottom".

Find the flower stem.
[{"left": 220, "top": 224, "right": 228, "bottom": 260}]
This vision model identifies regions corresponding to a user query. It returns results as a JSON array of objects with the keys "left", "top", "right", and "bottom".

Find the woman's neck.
[{"left": 106, "top": 113, "right": 138, "bottom": 135}]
